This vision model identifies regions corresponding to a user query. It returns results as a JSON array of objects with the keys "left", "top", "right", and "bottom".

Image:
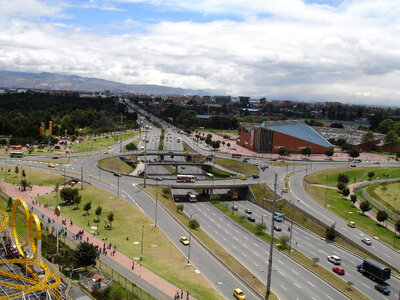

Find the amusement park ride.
[{"left": 0, "top": 198, "right": 62, "bottom": 299}]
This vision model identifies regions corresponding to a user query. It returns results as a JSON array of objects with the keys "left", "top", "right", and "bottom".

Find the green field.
[
  {"left": 306, "top": 167, "right": 400, "bottom": 187},
  {"left": 364, "top": 180, "right": 400, "bottom": 213},
  {"left": 195, "top": 128, "right": 239, "bottom": 136},
  {"left": 72, "top": 131, "right": 138, "bottom": 152},
  {"left": 214, "top": 158, "right": 259, "bottom": 176},
  {"left": 97, "top": 157, "right": 134, "bottom": 174},
  {"left": 0, "top": 165, "right": 66, "bottom": 186}
]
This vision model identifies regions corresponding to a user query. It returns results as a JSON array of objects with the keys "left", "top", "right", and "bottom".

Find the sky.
[{"left": 1, "top": 0, "right": 400, "bottom": 106}]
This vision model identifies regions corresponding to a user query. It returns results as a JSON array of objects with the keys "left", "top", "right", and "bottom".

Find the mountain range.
[{"left": 0, "top": 71, "right": 216, "bottom": 96}]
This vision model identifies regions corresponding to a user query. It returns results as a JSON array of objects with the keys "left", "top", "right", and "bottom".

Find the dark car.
[
  {"left": 245, "top": 209, "right": 252, "bottom": 214},
  {"left": 247, "top": 216, "right": 255, "bottom": 222},
  {"left": 113, "top": 172, "right": 122, "bottom": 177},
  {"left": 273, "top": 225, "right": 282, "bottom": 231},
  {"left": 252, "top": 174, "right": 259, "bottom": 179},
  {"left": 375, "top": 285, "right": 390, "bottom": 295}
]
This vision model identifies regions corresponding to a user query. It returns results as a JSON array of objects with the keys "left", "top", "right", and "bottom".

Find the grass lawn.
[
  {"left": 98, "top": 157, "right": 133, "bottom": 174},
  {"left": 195, "top": 129, "right": 239, "bottom": 136},
  {"left": 0, "top": 166, "right": 66, "bottom": 186},
  {"left": 72, "top": 131, "right": 138, "bottom": 152},
  {"left": 37, "top": 183, "right": 222, "bottom": 300},
  {"left": 212, "top": 202, "right": 368, "bottom": 300},
  {"left": 305, "top": 183, "right": 400, "bottom": 250},
  {"left": 214, "top": 158, "right": 259, "bottom": 176},
  {"left": 364, "top": 180, "right": 400, "bottom": 213},
  {"left": 145, "top": 186, "right": 270, "bottom": 299},
  {"left": 305, "top": 167, "right": 400, "bottom": 187}
]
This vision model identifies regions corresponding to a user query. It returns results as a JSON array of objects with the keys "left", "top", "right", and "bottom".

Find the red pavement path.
[{"left": 0, "top": 179, "right": 193, "bottom": 300}]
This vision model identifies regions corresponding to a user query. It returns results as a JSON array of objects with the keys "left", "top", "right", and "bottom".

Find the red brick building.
[{"left": 237, "top": 120, "right": 332, "bottom": 154}]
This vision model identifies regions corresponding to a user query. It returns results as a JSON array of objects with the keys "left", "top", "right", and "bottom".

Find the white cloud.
[{"left": 1, "top": 0, "right": 400, "bottom": 105}]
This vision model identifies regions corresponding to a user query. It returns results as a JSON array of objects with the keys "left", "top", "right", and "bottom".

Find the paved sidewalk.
[{"left": 0, "top": 179, "right": 193, "bottom": 300}]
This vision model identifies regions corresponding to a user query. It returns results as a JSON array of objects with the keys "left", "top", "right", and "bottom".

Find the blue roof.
[
  {"left": 196, "top": 114, "right": 211, "bottom": 119},
  {"left": 261, "top": 120, "right": 332, "bottom": 148}
]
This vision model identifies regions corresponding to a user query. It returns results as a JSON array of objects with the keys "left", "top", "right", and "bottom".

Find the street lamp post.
[
  {"left": 144, "top": 130, "right": 147, "bottom": 188},
  {"left": 140, "top": 222, "right": 144, "bottom": 261},
  {"left": 187, "top": 214, "right": 193, "bottom": 267},
  {"left": 288, "top": 200, "right": 295, "bottom": 254},
  {"left": 155, "top": 177, "right": 163, "bottom": 227},
  {"left": 324, "top": 175, "right": 328, "bottom": 208},
  {"left": 266, "top": 173, "right": 278, "bottom": 299}
]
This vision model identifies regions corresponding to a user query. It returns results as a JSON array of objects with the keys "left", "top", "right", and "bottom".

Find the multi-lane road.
[{"left": 3, "top": 109, "right": 400, "bottom": 299}]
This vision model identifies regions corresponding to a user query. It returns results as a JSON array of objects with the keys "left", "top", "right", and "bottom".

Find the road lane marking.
[
  {"left": 307, "top": 281, "right": 315, "bottom": 287},
  {"left": 280, "top": 284, "right": 287, "bottom": 291},
  {"left": 278, "top": 259, "right": 284, "bottom": 264},
  {"left": 384, "top": 253, "right": 391, "bottom": 259},
  {"left": 292, "top": 270, "right": 299, "bottom": 275},
  {"left": 294, "top": 282, "right": 301, "bottom": 288},
  {"left": 361, "top": 283, "right": 370, "bottom": 289}
]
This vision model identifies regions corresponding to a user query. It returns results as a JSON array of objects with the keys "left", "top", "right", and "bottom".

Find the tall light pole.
[
  {"left": 324, "top": 175, "right": 328, "bottom": 208},
  {"left": 288, "top": 199, "right": 295, "bottom": 254},
  {"left": 120, "top": 114, "right": 123, "bottom": 152},
  {"left": 144, "top": 129, "right": 147, "bottom": 188},
  {"left": 266, "top": 173, "right": 277, "bottom": 299},
  {"left": 98, "top": 152, "right": 101, "bottom": 179},
  {"left": 186, "top": 214, "right": 193, "bottom": 267},
  {"left": 155, "top": 177, "right": 163, "bottom": 227},
  {"left": 140, "top": 222, "right": 144, "bottom": 261}
]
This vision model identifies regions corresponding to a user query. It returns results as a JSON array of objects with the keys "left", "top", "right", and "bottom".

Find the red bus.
[
  {"left": 232, "top": 153, "right": 242, "bottom": 158},
  {"left": 176, "top": 175, "right": 196, "bottom": 183}
]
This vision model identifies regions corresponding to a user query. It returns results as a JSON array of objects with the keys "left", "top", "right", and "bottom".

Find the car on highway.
[
  {"left": 231, "top": 205, "right": 238, "bottom": 211},
  {"left": 108, "top": 146, "right": 111, "bottom": 149},
  {"left": 332, "top": 267, "right": 345, "bottom": 275},
  {"left": 48, "top": 163, "right": 55, "bottom": 168},
  {"left": 252, "top": 174, "right": 259, "bottom": 179},
  {"left": 282, "top": 188, "right": 288, "bottom": 193},
  {"left": 375, "top": 284, "right": 390, "bottom": 295},
  {"left": 180, "top": 237, "right": 189, "bottom": 245},
  {"left": 245, "top": 209, "right": 252, "bottom": 214},
  {"left": 274, "top": 215, "right": 283, "bottom": 222},
  {"left": 327, "top": 255, "right": 341, "bottom": 265},
  {"left": 240, "top": 176, "right": 247, "bottom": 180},
  {"left": 347, "top": 221, "right": 356, "bottom": 228},
  {"left": 362, "top": 237, "right": 372, "bottom": 245},
  {"left": 103, "top": 151, "right": 109, "bottom": 154},
  {"left": 247, "top": 216, "right": 255, "bottom": 222},
  {"left": 113, "top": 172, "right": 122, "bottom": 177},
  {"left": 233, "top": 288, "right": 246, "bottom": 300},
  {"left": 274, "top": 212, "right": 284, "bottom": 217},
  {"left": 350, "top": 164, "right": 357, "bottom": 167},
  {"left": 52, "top": 156, "right": 59, "bottom": 159},
  {"left": 273, "top": 225, "right": 282, "bottom": 231}
]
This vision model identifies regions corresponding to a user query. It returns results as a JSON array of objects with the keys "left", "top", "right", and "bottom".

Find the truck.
[
  {"left": 357, "top": 259, "right": 391, "bottom": 282},
  {"left": 227, "top": 190, "right": 238, "bottom": 199},
  {"left": 187, "top": 192, "right": 197, "bottom": 203}
]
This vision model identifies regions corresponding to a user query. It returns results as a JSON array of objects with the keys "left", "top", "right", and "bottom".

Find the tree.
[
  {"left": 125, "top": 142, "right": 137, "bottom": 151},
  {"left": 348, "top": 148, "right": 360, "bottom": 158},
  {"left": 278, "top": 147, "right": 289, "bottom": 156},
  {"left": 384, "top": 130, "right": 399, "bottom": 153},
  {"left": 368, "top": 171, "right": 375, "bottom": 180},
  {"left": 376, "top": 210, "right": 388, "bottom": 225},
  {"left": 312, "top": 257, "right": 320, "bottom": 265},
  {"left": 211, "top": 140, "right": 220, "bottom": 151},
  {"left": 301, "top": 147, "right": 311, "bottom": 157},
  {"left": 337, "top": 173, "right": 349, "bottom": 184},
  {"left": 278, "top": 235, "right": 290, "bottom": 249},
  {"left": 337, "top": 182, "right": 346, "bottom": 191},
  {"left": 15, "top": 166, "right": 19, "bottom": 175},
  {"left": 83, "top": 202, "right": 92, "bottom": 215},
  {"left": 60, "top": 188, "right": 79, "bottom": 205},
  {"left": 189, "top": 218, "right": 200, "bottom": 230},
  {"left": 22, "top": 169, "right": 26, "bottom": 178},
  {"left": 176, "top": 205, "right": 184, "bottom": 213},
  {"left": 20, "top": 179, "right": 31, "bottom": 191},
  {"left": 359, "top": 201, "right": 371, "bottom": 215},
  {"left": 95, "top": 205, "right": 102, "bottom": 225},
  {"left": 73, "top": 193, "right": 81, "bottom": 209},
  {"left": 361, "top": 130, "right": 375, "bottom": 149},
  {"left": 107, "top": 212, "right": 114, "bottom": 228},
  {"left": 227, "top": 142, "right": 231, "bottom": 148},
  {"left": 255, "top": 223, "right": 267, "bottom": 235},
  {"left": 378, "top": 119, "right": 395, "bottom": 134},
  {"left": 342, "top": 187, "right": 350, "bottom": 197},
  {"left": 350, "top": 194, "right": 357, "bottom": 206},
  {"left": 7, "top": 197, "right": 13, "bottom": 211},
  {"left": 75, "top": 241, "right": 98, "bottom": 269},
  {"left": 325, "top": 149, "right": 334, "bottom": 159},
  {"left": 326, "top": 224, "right": 336, "bottom": 240},
  {"left": 205, "top": 134, "right": 212, "bottom": 145}
]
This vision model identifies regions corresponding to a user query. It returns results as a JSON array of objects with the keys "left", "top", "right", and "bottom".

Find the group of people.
[{"left": 174, "top": 290, "right": 189, "bottom": 300}]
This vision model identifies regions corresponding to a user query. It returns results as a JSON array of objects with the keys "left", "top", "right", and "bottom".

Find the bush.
[
  {"left": 337, "top": 173, "right": 349, "bottom": 184},
  {"left": 125, "top": 142, "right": 137, "bottom": 151},
  {"left": 189, "top": 218, "right": 200, "bottom": 230},
  {"left": 368, "top": 171, "right": 375, "bottom": 180},
  {"left": 350, "top": 194, "right": 357, "bottom": 205},
  {"left": 337, "top": 182, "right": 346, "bottom": 191},
  {"left": 376, "top": 210, "right": 388, "bottom": 224},
  {"left": 359, "top": 201, "right": 371, "bottom": 214},
  {"left": 326, "top": 224, "right": 336, "bottom": 240},
  {"left": 342, "top": 187, "right": 350, "bottom": 197},
  {"left": 396, "top": 219, "right": 400, "bottom": 232},
  {"left": 162, "top": 187, "right": 170, "bottom": 194},
  {"left": 176, "top": 205, "right": 184, "bottom": 213},
  {"left": 255, "top": 223, "right": 267, "bottom": 235}
]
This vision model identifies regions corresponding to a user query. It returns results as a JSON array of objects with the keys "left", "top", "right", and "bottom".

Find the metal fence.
[{"left": 359, "top": 179, "right": 400, "bottom": 222}]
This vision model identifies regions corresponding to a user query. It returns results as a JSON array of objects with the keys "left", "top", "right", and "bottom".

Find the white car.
[
  {"left": 362, "top": 237, "right": 372, "bottom": 245},
  {"left": 327, "top": 255, "right": 341, "bottom": 265}
]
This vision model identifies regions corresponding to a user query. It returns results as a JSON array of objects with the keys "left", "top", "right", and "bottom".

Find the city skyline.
[{"left": 1, "top": 0, "right": 400, "bottom": 106}]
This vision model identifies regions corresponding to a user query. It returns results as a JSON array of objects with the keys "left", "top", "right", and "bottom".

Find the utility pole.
[
  {"left": 140, "top": 222, "right": 144, "bottom": 261},
  {"left": 80, "top": 166, "right": 83, "bottom": 190},
  {"left": 324, "top": 175, "right": 328, "bottom": 208},
  {"left": 120, "top": 114, "right": 123, "bottom": 152},
  {"left": 144, "top": 129, "right": 147, "bottom": 187},
  {"left": 187, "top": 214, "right": 193, "bottom": 267},
  {"left": 288, "top": 199, "right": 295, "bottom": 254},
  {"left": 266, "top": 173, "right": 277, "bottom": 299}
]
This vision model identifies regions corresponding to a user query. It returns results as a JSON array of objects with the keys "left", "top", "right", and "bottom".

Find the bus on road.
[
  {"left": 10, "top": 151, "right": 24, "bottom": 158},
  {"left": 231, "top": 153, "right": 242, "bottom": 158},
  {"left": 176, "top": 175, "right": 196, "bottom": 183}
]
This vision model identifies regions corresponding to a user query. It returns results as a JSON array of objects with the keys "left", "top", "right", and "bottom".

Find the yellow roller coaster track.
[{"left": 0, "top": 198, "right": 62, "bottom": 299}]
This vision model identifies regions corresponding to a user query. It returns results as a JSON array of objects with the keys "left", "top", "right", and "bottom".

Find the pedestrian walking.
[
  {"left": 181, "top": 290, "right": 183, "bottom": 299},
  {"left": 187, "top": 291, "right": 189, "bottom": 300},
  {"left": 131, "top": 261, "right": 134, "bottom": 271}
]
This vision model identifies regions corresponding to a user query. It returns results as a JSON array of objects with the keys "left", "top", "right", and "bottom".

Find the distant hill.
[{"left": 0, "top": 70, "right": 215, "bottom": 95}]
